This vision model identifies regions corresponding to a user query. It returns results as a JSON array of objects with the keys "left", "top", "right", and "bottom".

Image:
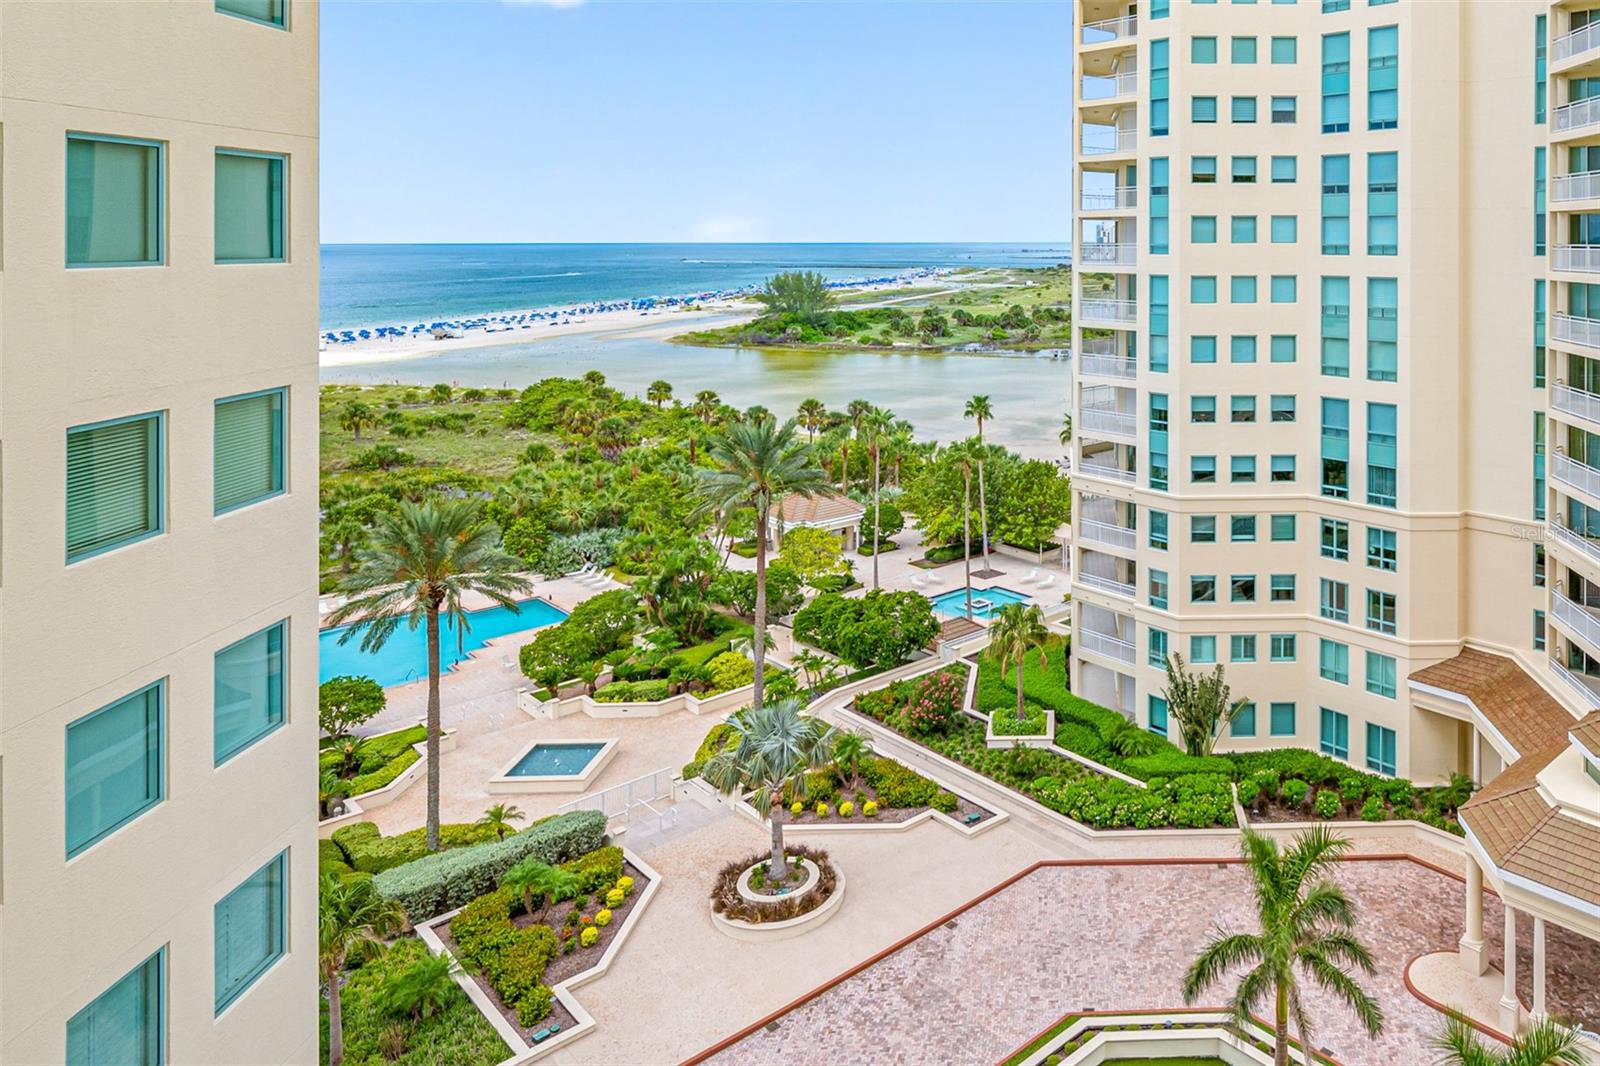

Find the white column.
[
  {"left": 1461, "top": 858, "right": 1488, "bottom": 975},
  {"left": 1471, "top": 729, "right": 1482, "bottom": 784},
  {"left": 1500, "top": 904, "right": 1523, "bottom": 1032},
  {"left": 1532, "top": 917, "right": 1547, "bottom": 1020}
]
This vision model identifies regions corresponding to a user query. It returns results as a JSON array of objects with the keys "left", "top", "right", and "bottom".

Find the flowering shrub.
[
  {"left": 863, "top": 800, "right": 879, "bottom": 817},
  {"left": 815, "top": 801, "right": 830, "bottom": 817},
  {"left": 615, "top": 875, "right": 634, "bottom": 895},
  {"left": 580, "top": 925, "right": 599, "bottom": 948},
  {"left": 790, "top": 800, "right": 804, "bottom": 815},
  {"left": 605, "top": 887, "right": 624, "bottom": 908},
  {"left": 595, "top": 907, "right": 613, "bottom": 927},
  {"left": 839, "top": 800, "right": 855, "bottom": 817},
  {"left": 898, "top": 670, "right": 965, "bottom": 736}
]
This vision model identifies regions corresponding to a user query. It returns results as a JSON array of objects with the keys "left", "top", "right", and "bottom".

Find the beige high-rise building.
[
  {"left": 0, "top": 1, "right": 319, "bottom": 1061},
  {"left": 1070, "top": 0, "right": 1600, "bottom": 1019}
]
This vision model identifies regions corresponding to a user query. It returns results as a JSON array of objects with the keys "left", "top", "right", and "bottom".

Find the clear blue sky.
[{"left": 320, "top": 1, "right": 1072, "bottom": 243}]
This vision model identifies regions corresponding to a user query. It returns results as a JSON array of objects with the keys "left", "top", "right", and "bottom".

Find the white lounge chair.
[
  {"left": 909, "top": 572, "right": 927, "bottom": 589},
  {"left": 1019, "top": 566, "right": 1041, "bottom": 585},
  {"left": 1036, "top": 572, "right": 1056, "bottom": 589}
]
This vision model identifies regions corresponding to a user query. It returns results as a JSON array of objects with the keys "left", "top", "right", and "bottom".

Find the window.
[
  {"left": 1270, "top": 455, "right": 1297, "bottom": 482},
  {"left": 1192, "top": 215, "right": 1218, "bottom": 243},
  {"left": 1232, "top": 96, "right": 1258, "bottom": 123},
  {"left": 1153, "top": 0, "right": 1168, "bottom": 18},
  {"left": 1151, "top": 393, "right": 1170, "bottom": 490},
  {"left": 1534, "top": 542, "right": 1547, "bottom": 588},
  {"left": 1320, "top": 578, "right": 1349, "bottom": 622},
  {"left": 1231, "top": 574, "right": 1257, "bottom": 602},
  {"left": 1192, "top": 276, "right": 1218, "bottom": 303},
  {"left": 1321, "top": 155, "right": 1350, "bottom": 255},
  {"left": 1152, "top": 39, "right": 1171, "bottom": 135},
  {"left": 1193, "top": 37, "right": 1218, "bottom": 63},
  {"left": 1535, "top": 15, "right": 1548, "bottom": 124},
  {"left": 1230, "top": 276, "right": 1257, "bottom": 303},
  {"left": 1320, "top": 517, "right": 1349, "bottom": 560},
  {"left": 1319, "top": 639, "right": 1349, "bottom": 684},
  {"left": 1270, "top": 395, "right": 1296, "bottom": 422},
  {"left": 1149, "top": 696, "right": 1169, "bottom": 736},
  {"left": 215, "top": 851, "right": 287, "bottom": 1013},
  {"left": 1231, "top": 395, "right": 1257, "bottom": 422},
  {"left": 1269, "top": 702, "right": 1297, "bottom": 736},
  {"left": 1368, "top": 25, "right": 1399, "bottom": 130},
  {"left": 216, "top": 0, "right": 286, "bottom": 27},
  {"left": 1323, "top": 0, "right": 1349, "bottom": 10},
  {"left": 1271, "top": 96, "right": 1297, "bottom": 123},
  {"left": 1231, "top": 156, "right": 1258, "bottom": 183},
  {"left": 1534, "top": 279, "right": 1546, "bottom": 387},
  {"left": 214, "top": 389, "right": 286, "bottom": 514},
  {"left": 1271, "top": 36, "right": 1298, "bottom": 63},
  {"left": 1271, "top": 276, "right": 1297, "bottom": 303},
  {"left": 1322, "top": 276, "right": 1350, "bottom": 375},
  {"left": 1191, "top": 635, "right": 1218, "bottom": 663},
  {"left": 1365, "top": 722, "right": 1397, "bottom": 775},
  {"left": 66, "top": 682, "right": 164, "bottom": 857},
  {"left": 67, "top": 134, "right": 164, "bottom": 267},
  {"left": 1191, "top": 335, "right": 1218, "bottom": 363},
  {"left": 1150, "top": 569, "right": 1170, "bottom": 609},
  {"left": 1148, "top": 627, "right": 1169, "bottom": 668},
  {"left": 67, "top": 412, "right": 164, "bottom": 562},
  {"left": 67, "top": 949, "right": 164, "bottom": 1066},
  {"left": 1191, "top": 515, "right": 1217, "bottom": 543},
  {"left": 1534, "top": 412, "right": 1546, "bottom": 521},
  {"left": 1366, "top": 589, "right": 1398, "bottom": 634},
  {"left": 1192, "top": 575, "right": 1217, "bottom": 603},
  {"left": 1535, "top": 609, "right": 1546, "bottom": 651},
  {"left": 1270, "top": 515, "right": 1296, "bottom": 541},
  {"left": 1230, "top": 336, "right": 1257, "bottom": 364},
  {"left": 1320, "top": 707, "right": 1350, "bottom": 759},
  {"left": 1322, "top": 32, "right": 1351, "bottom": 132},
  {"left": 1367, "top": 402, "right": 1397, "bottom": 507},
  {"left": 214, "top": 622, "right": 286, "bottom": 765},
  {"left": 1366, "top": 651, "right": 1397, "bottom": 698},
  {"left": 1231, "top": 634, "right": 1257, "bottom": 662},
  {"left": 1231, "top": 701, "right": 1258, "bottom": 736},
  {"left": 1271, "top": 215, "right": 1298, "bottom": 243},
  {"left": 1321, "top": 398, "right": 1350, "bottom": 498},
  {"left": 215, "top": 150, "right": 286, "bottom": 263},
  {"left": 1367, "top": 278, "right": 1398, "bottom": 382},
  {"left": 1369, "top": 151, "right": 1398, "bottom": 255},
  {"left": 1150, "top": 271, "right": 1170, "bottom": 358},
  {"left": 1270, "top": 335, "right": 1297, "bottom": 363},
  {"left": 1193, "top": 96, "right": 1219, "bottom": 123},
  {"left": 1192, "top": 156, "right": 1217, "bottom": 183},
  {"left": 1231, "top": 216, "right": 1257, "bottom": 243},
  {"left": 1230, "top": 514, "right": 1256, "bottom": 542},
  {"left": 1271, "top": 634, "right": 1297, "bottom": 661},
  {"left": 1270, "top": 574, "right": 1296, "bottom": 602},
  {"left": 1230, "top": 455, "right": 1257, "bottom": 483},
  {"left": 1366, "top": 527, "right": 1397, "bottom": 571},
  {"left": 1271, "top": 155, "right": 1298, "bottom": 183},
  {"left": 1149, "top": 510, "right": 1169, "bottom": 550},
  {"left": 1231, "top": 36, "right": 1257, "bottom": 63},
  {"left": 1192, "top": 395, "right": 1217, "bottom": 423}
]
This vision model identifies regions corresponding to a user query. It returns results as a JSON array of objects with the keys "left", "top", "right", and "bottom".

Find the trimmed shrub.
[
  {"left": 1360, "top": 795, "right": 1388, "bottom": 822},
  {"left": 839, "top": 800, "right": 855, "bottom": 817},
  {"left": 376, "top": 810, "right": 606, "bottom": 923},
  {"left": 1315, "top": 789, "right": 1342, "bottom": 819},
  {"left": 592, "top": 679, "right": 671, "bottom": 703},
  {"left": 863, "top": 800, "right": 879, "bottom": 817},
  {"left": 1236, "top": 779, "right": 1260, "bottom": 807},
  {"left": 447, "top": 888, "right": 559, "bottom": 1028},
  {"left": 705, "top": 651, "right": 755, "bottom": 694},
  {"left": 595, "top": 908, "right": 613, "bottom": 927},
  {"left": 815, "top": 801, "right": 830, "bottom": 817},
  {"left": 562, "top": 845, "right": 624, "bottom": 894},
  {"left": 580, "top": 926, "right": 599, "bottom": 948},
  {"left": 604, "top": 887, "right": 625, "bottom": 908},
  {"left": 338, "top": 822, "right": 501, "bottom": 875},
  {"left": 682, "top": 721, "right": 736, "bottom": 779},
  {"left": 1282, "top": 779, "right": 1310, "bottom": 807}
]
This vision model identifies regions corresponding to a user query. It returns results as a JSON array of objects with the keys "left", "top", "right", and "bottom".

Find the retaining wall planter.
[
  {"left": 711, "top": 866, "right": 847, "bottom": 943},
  {"left": 317, "top": 725, "right": 458, "bottom": 837}
]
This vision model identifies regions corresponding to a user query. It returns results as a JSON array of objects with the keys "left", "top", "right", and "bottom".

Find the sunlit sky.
[{"left": 320, "top": 0, "right": 1072, "bottom": 243}]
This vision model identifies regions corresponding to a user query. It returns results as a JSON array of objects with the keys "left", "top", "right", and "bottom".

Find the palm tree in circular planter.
[
  {"left": 703, "top": 699, "right": 837, "bottom": 883},
  {"left": 987, "top": 602, "right": 1050, "bottom": 724}
]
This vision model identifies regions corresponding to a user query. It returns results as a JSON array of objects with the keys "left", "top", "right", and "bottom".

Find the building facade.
[{"left": 0, "top": 1, "right": 319, "bottom": 1062}]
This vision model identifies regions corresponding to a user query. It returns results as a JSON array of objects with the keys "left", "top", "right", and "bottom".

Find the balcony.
[
  {"left": 1553, "top": 170, "right": 1600, "bottom": 203},
  {"left": 1081, "top": 129, "right": 1137, "bottom": 157},
  {"left": 1555, "top": 21, "right": 1600, "bottom": 64},
  {"left": 1554, "top": 95, "right": 1600, "bottom": 134},
  {"left": 1078, "top": 241, "right": 1137, "bottom": 269},
  {"left": 1080, "top": 405, "right": 1136, "bottom": 438},
  {"left": 1082, "top": 71, "right": 1138, "bottom": 102},
  {"left": 1077, "top": 572, "right": 1136, "bottom": 599},
  {"left": 1552, "top": 588, "right": 1600, "bottom": 655},
  {"left": 1081, "top": 186, "right": 1138, "bottom": 212},
  {"left": 1551, "top": 521, "right": 1600, "bottom": 572},
  {"left": 1081, "top": 13, "right": 1136, "bottom": 45},
  {"left": 1553, "top": 244, "right": 1600, "bottom": 273},
  {"left": 1553, "top": 312, "right": 1600, "bottom": 350},
  {"left": 1079, "top": 354, "right": 1137, "bottom": 379},
  {"left": 1079, "top": 298, "right": 1137, "bottom": 325},
  {"left": 1080, "top": 519, "right": 1137, "bottom": 552},
  {"left": 1080, "top": 629, "right": 1136, "bottom": 665},
  {"left": 1551, "top": 660, "right": 1600, "bottom": 709},
  {"left": 1078, "top": 459, "right": 1137, "bottom": 484},
  {"left": 1554, "top": 383, "right": 1600, "bottom": 428},
  {"left": 1553, "top": 453, "right": 1600, "bottom": 501}
]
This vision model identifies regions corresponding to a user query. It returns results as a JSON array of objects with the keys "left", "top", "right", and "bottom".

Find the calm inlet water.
[{"left": 319, "top": 597, "right": 567, "bottom": 687}]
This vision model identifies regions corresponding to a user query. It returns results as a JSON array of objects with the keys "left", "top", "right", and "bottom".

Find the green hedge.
[
  {"left": 449, "top": 889, "right": 559, "bottom": 1027},
  {"left": 562, "top": 843, "right": 624, "bottom": 893},
  {"left": 681, "top": 721, "right": 737, "bottom": 779},
  {"left": 973, "top": 638, "right": 1072, "bottom": 714},
  {"left": 593, "top": 678, "right": 671, "bottom": 703},
  {"left": 990, "top": 704, "right": 1049, "bottom": 737},
  {"left": 320, "top": 726, "right": 428, "bottom": 797},
  {"left": 374, "top": 810, "right": 607, "bottom": 923},
  {"left": 332, "top": 821, "right": 502, "bottom": 875}
]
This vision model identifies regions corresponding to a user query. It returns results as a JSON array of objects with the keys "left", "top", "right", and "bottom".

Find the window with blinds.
[
  {"left": 66, "top": 413, "right": 163, "bottom": 563},
  {"left": 215, "top": 852, "right": 287, "bottom": 1014},
  {"left": 215, "top": 0, "right": 286, "bottom": 27},
  {"left": 214, "top": 389, "right": 285, "bottom": 514},
  {"left": 66, "top": 134, "right": 163, "bottom": 267},
  {"left": 214, "top": 621, "right": 286, "bottom": 764},
  {"left": 66, "top": 682, "right": 164, "bottom": 857},
  {"left": 66, "top": 949, "right": 163, "bottom": 1066},
  {"left": 215, "top": 151, "right": 286, "bottom": 263}
]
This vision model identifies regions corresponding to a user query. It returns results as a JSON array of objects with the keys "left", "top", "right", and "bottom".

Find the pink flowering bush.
[{"left": 897, "top": 669, "right": 965, "bottom": 737}]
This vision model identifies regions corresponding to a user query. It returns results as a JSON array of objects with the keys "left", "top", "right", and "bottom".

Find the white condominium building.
[{"left": 0, "top": 1, "right": 319, "bottom": 1062}]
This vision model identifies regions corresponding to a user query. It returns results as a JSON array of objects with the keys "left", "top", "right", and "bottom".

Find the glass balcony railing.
[{"left": 1081, "top": 13, "right": 1137, "bottom": 45}]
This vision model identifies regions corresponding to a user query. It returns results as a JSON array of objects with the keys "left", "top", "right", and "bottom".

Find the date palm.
[
  {"left": 1184, "top": 827, "right": 1383, "bottom": 1066},
  {"left": 987, "top": 602, "right": 1049, "bottom": 722},
  {"left": 477, "top": 802, "right": 526, "bottom": 841},
  {"left": 320, "top": 874, "right": 404, "bottom": 1066},
  {"left": 702, "top": 700, "right": 837, "bottom": 880},
  {"left": 647, "top": 379, "right": 673, "bottom": 408},
  {"left": 695, "top": 416, "right": 826, "bottom": 711},
  {"left": 329, "top": 499, "right": 532, "bottom": 852},
  {"left": 831, "top": 729, "right": 874, "bottom": 790},
  {"left": 1432, "top": 1011, "right": 1584, "bottom": 1066},
  {"left": 797, "top": 397, "right": 828, "bottom": 441},
  {"left": 964, "top": 394, "right": 994, "bottom": 440},
  {"left": 862, "top": 406, "right": 896, "bottom": 589}
]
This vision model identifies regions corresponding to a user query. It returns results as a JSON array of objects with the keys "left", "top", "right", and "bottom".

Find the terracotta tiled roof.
[
  {"left": 1571, "top": 710, "right": 1600, "bottom": 761},
  {"left": 1409, "top": 648, "right": 1575, "bottom": 757},
  {"left": 1460, "top": 742, "right": 1600, "bottom": 909},
  {"left": 776, "top": 492, "right": 865, "bottom": 525}
]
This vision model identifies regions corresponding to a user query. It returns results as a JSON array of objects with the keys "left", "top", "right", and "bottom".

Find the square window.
[
  {"left": 1231, "top": 96, "right": 1258, "bottom": 123},
  {"left": 1230, "top": 276, "right": 1257, "bottom": 303},
  {"left": 1269, "top": 702, "right": 1297, "bottom": 736},
  {"left": 1191, "top": 395, "right": 1217, "bottom": 423},
  {"left": 1270, "top": 335, "right": 1297, "bottom": 363},
  {"left": 1270, "top": 394, "right": 1296, "bottom": 421},
  {"left": 1270, "top": 216, "right": 1298, "bottom": 243},
  {"left": 1366, "top": 527, "right": 1398, "bottom": 571},
  {"left": 1231, "top": 701, "right": 1257, "bottom": 736},
  {"left": 1230, "top": 336, "right": 1257, "bottom": 364},
  {"left": 214, "top": 621, "right": 286, "bottom": 765},
  {"left": 1270, "top": 574, "right": 1297, "bottom": 602},
  {"left": 1191, "top": 635, "right": 1218, "bottom": 662},
  {"left": 1270, "top": 36, "right": 1298, "bottom": 63},
  {"left": 1192, "top": 276, "right": 1218, "bottom": 303},
  {"left": 1270, "top": 276, "right": 1297, "bottom": 303},
  {"left": 1231, "top": 156, "right": 1258, "bottom": 183},
  {"left": 66, "top": 682, "right": 164, "bottom": 857},
  {"left": 1191, "top": 515, "right": 1217, "bottom": 542},
  {"left": 1320, "top": 518, "right": 1349, "bottom": 560},
  {"left": 1230, "top": 455, "right": 1257, "bottom": 482},
  {"left": 1231, "top": 36, "right": 1257, "bottom": 63},
  {"left": 1366, "top": 589, "right": 1398, "bottom": 634},
  {"left": 1231, "top": 574, "right": 1257, "bottom": 602},
  {"left": 1231, "top": 634, "right": 1257, "bottom": 662},
  {"left": 216, "top": 0, "right": 286, "bottom": 27},
  {"left": 67, "top": 949, "right": 164, "bottom": 1066},
  {"left": 1319, "top": 640, "right": 1349, "bottom": 685},
  {"left": 215, "top": 150, "right": 286, "bottom": 263},
  {"left": 1231, "top": 395, "right": 1257, "bottom": 422},
  {"left": 1192, "top": 156, "right": 1218, "bottom": 183},
  {"left": 1270, "top": 634, "right": 1297, "bottom": 661},
  {"left": 1270, "top": 96, "right": 1297, "bottom": 123},
  {"left": 1270, "top": 514, "right": 1296, "bottom": 541},
  {"left": 1230, "top": 216, "right": 1257, "bottom": 243},
  {"left": 1365, "top": 650, "right": 1397, "bottom": 698},
  {"left": 1320, "top": 578, "right": 1350, "bottom": 622},
  {"left": 1192, "top": 575, "right": 1217, "bottom": 603},
  {"left": 1270, "top": 155, "right": 1297, "bottom": 183},
  {"left": 1193, "top": 96, "right": 1219, "bottom": 123},
  {"left": 1270, "top": 454, "right": 1296, "bottom": 482},
  {"left": 1191, "top": 335, "right": 1218, "bottom": 363},
  {"left": 67, "top": 412, "right": 164, "bottom": 562},
  {"left": 1231, "top": 514, "right": 1257, "bottom": 541},
  {"left": 214, "top": 388, "right": 286, "bottom": 514},
  {"left": 215, "top": 851, "right": 287, "bottom": 1013},
  {"left": 67, "top": 134, "right": 164, "bottom": 267},
  {"left": 1192, "top": 215, "right": 1218, "bottom": 243},
  {"left": 1193, "top": 36, "right": 1219, "bottom": 62}
]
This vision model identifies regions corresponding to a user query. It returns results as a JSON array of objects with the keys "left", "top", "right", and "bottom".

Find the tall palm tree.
[
  {"left": 964, "top": 394, "right": 995, "bottom": 440},
  {"left": 987, "top": 602, "right": 1049, "bottom": 722},
  {"left": 320, "top": 874, "right": 404, "bottom": 1066},
  {"left": 862, "top": 406, "right": 896, "bottom": 589},
  {"left": 797, "top": 397, "right": 828, "bottom": 442},
  {"left": 1432, "top": 1012, "right": 1584, "bottom": 1066},
  {"left": 846, "top": 398, "right": 873, "bottom": 435},
  {"left": 329, "top": 499, "right": 532, "bottom": 852},
  {"left": 647, "top": 379, "right": 673, "bottom": 408},
  {"left": 696, "top": 417, "right": 825, "bottom": 711},
  {"left": 702, "top": 700, "right": 837, "bottom": 880},
  {"left": 693, "top": 389, "right": 721, "bottom": 425},
  {"left": 954, "top": 442, "right": 976, "bottom": 618},
  {"left": 1184, "top": 827, "right": 1384, "bottom": 1066},
  {"left": 974, "top": 439, "right": 992, "bottom": 571}
]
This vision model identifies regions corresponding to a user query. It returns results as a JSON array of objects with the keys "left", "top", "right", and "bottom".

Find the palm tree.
[
  {"left": 846, "top": 398, "right": 873, "bottom": 435},
  {"left": 987, "top": 602, "right": 1049, "bottom": 722},
  {"left": 797, "top": 398, "right": 827, "bottom": 442},
  {"left": 338, "top": 401, "right": 379, "bottom": 442},
  {"left": 647, "top": 379, "right": 673, "bottom": 408},
  {"left": 831, "top": 729, "right": 874, "bottom": 790},
  {"left": 477, "top": 802, "right": 526, "bottom": 841},
  {"left": 1163, "top": 652, "right": 1250, "bottom": 757},
  {"left": 1059, "top": 412, "right": 1074, "bottom": 446},
  {"left": 954, "top": 443, "right": 976, "bottom": 619},
  {"left": 862, "top": 406, "right": 896, "bottom": 589},
  {"left": 319, "top": 768, "right": 350, "bottom": 819},
  {"left": 500, "top": 859, "right": 581, "bottom": 922},
  {"left": 1432, "top": 1011, "right": 1584, "bottom": 1066},
  {"left": 581, "top": 369, "right": 607, "bottom": 389},
  {"left": 328, "top": 499, "right": 532, "bottom": 852},
  {"left": 692, "top": 389, "right": 721, "bottom": 426},
  {"left": 695, "top": 416, "right": 826, "bottom": 712},
  {"left": 974, "top": 440, "right": 992, "bottom": 571},
  {"left": 1184, "top": 827, "right": 1383, "bottom": 1066},
  {"left": 964, "top": 394, "right": 994, "bottom": 440},
  {"left": 320, "top": 874, "right": 404, "bottom": 1066},
  {"left": 702, "top": 700, "right": 837, "bottom": 880}
]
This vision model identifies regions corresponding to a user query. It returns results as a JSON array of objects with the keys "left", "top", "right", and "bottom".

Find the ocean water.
[{"left": 320, "top": 243, "right": 1068, "bottom": 330}]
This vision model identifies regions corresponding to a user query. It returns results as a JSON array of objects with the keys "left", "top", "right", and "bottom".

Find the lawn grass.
[{"left": 320, "top": 384, "right": 544, "bottom": 479}]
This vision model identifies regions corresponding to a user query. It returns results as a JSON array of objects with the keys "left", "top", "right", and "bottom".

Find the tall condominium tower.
[
  {"left": 1071, "top": 0, "right": 1598, "bottom": 1019},
  {"left": 0, "top": 1, "right": 319, "bottom": 1061}
]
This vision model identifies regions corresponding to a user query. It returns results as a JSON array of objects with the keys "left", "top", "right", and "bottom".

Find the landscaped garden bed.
[
  {"left": 710, "top": 844, "right": 839, "bottom": 925},
  {"left": 319, "top": 724, "right": 427, "bottom": 814}
]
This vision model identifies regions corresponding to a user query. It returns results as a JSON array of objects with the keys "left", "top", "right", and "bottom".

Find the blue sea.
[{"left": 320, "top": 242, "right": 1069, "bottom": 331}]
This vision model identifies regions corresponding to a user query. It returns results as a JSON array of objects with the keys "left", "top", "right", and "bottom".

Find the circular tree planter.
[
  {"left": 736, "top": 857, "right": 823, "bottom": 905},
  {"left": 710, "top": 847, "right": 845, "bottom": 942}
]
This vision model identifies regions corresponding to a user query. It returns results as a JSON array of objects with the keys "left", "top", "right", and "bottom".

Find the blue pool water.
[
  {"left": 507, "top": 742, "right": 607, "bottom": 778},
  {"left": 928, "top": 587, "right": 1032, "bottom": 620},
  {"left": 319, "top": 597, "right": 567, "bottom": 687}
]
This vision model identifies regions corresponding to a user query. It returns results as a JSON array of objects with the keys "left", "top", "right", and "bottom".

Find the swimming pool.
[
  {"left": 928, "top": 586, "right": 1032, "bottom": 620},
  {"left": 507, "top": 742, "right": 608, "bottom": 777},
  {"left": 319, "top": 597, "right": 567, "bottom": 687}
]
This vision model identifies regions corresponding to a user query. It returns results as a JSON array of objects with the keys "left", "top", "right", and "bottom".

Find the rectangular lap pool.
[
  {"left": 319, "top": 596, "right": 567, "bottom": 687},
  {"left": 928, "top": 586, "right": 1031, "bottom": 620},
  {"left": 489, "top": 738, "right": 619, "bottom": 794}
]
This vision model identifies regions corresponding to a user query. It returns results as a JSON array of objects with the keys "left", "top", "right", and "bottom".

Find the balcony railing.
[
  {"left": 1076, "top": 572, "right": 1136, "bottom": 599},
  {"left": 1553, "top": 170, "right": 1600, "bottom": 203},
  {"left": 1555, "top": 95, "right": 1600, "bottom": 133},
  {"left": 1551, "top": 521, "right": 1600, "bottom": 571},
  {"left": 1080, "top": 337, "right": 1120, "bottom": 356},
  {"left": 1553, "top": 312, "right": 1600, "bottom": 350},
  {"left": 1079, "top": 298, "right": 1137, "bottom": 324},
  {"left": 1551, "top": 660, "right": 1600, "bottom": 709},
  {"left": 1081, "top": 13, "right": 1136, "bottom": 44},
  {"left": 1554, "top": 244, "right": 1600, "bottom": 273},
  {"left": 1078, "top": 242, "right": 1137, "bottom": 268},
  {"left": 1080, "top": 406, "right": 1136, "bottom": 437},
  {"left": 1078, "top": 460, "right": 1136, "bottom": 484},
  {"left": 1080, "top": 354, "right": 1137, "bottom": 379},
  {"left": 1552, "top": 588, "right": 1600, "bottom": 654},
  {"left": 1081, "top": 129, "right": 1137, "bottom": 156},
  {"left": 1555, "top": 383, "right": 1600, "bottom": 427},
  {"left": 1083, "top": 71, "right": 1138, "bottom": 101},
  {"left": 1081, "top": 519, "right": 1137, "bottom": 551},
  {"left": 1554, "top": 453, "right": 1600, "bottom": 500},
  {"left": 1081, "top": 186, "right": 1138, "bottom": 212},
  {"left": 1555, "top": 20, "right": 1600, "bottom": 63},
  {"left": 1080, "top": 629, "right": 1136, "bottom": 665}
]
